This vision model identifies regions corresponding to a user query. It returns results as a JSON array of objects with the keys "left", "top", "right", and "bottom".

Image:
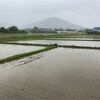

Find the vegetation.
[
  {"left": 29, "top": 26, "right": 57, "bottom": 33},
  {"left": 59, "top": 45, "right": 100, "bottom": 50},
  {"left": 27, "top": 26, "right": 78, "bottom": 33},
  {"left": 85, "top": 29, "right": 100, "bottom": 35},
  {"left": 0, "top": 34, "right": 80, "bottom": 43},
  {"left": 0, "top": 26, "right": 27, "bottom": 33},
  {"left": 1, "top": 33, "right": 100, "bottom": 43},
  {"left": 4, "top": 42, "right": 56, "bottom": 47}
]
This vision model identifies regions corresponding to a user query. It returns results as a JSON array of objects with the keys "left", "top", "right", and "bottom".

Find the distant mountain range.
[{"left": 23, "top": 17, "right": 85, "bottom": 30}]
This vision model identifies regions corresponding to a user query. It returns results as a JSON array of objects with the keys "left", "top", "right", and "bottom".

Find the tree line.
[
  {"left": 29, "top": 26, "right": 57, "bottom": 33},
  {"left": 0, "top": 26, "right": 27, "bottom": 33},
  {"left": 85, "top": 29, "right": 100, "bottom": 35},
  {"left": 0, "top": 26, "right": 78, "bottom": 34},
  {"left": 29, "top": 26, "right": 77, "bottom": 33}
]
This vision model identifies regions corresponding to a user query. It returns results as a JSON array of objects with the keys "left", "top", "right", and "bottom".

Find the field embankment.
[{"left": 0, "top": 45, "right": 57, "bottom": 64}]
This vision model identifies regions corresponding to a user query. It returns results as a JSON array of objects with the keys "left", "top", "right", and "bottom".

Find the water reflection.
[{"left": 0, "top": 44, "right": 44, "bottom": 59}]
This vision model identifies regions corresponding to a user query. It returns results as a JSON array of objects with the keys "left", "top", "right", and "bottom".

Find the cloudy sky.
[{"left": 0, "top": 0, "right": 99, "bottom": 28}]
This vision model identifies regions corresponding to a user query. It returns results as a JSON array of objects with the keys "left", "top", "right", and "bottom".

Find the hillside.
[{"left": 24, "top": 17, "right": 84, "bottom": 30}]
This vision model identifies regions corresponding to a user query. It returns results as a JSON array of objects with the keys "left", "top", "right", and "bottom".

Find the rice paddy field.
[
  {"left": 0, "top": 44, "right": 45, "bottom": 59},
  {"left": 0, "top": 34, "right": 100, "bottom": 100},
  {"left": 0, "top": 48, "right": 100, "bottom": 100},
  {"left": 17, "top": 39, "right": 100, "bottom": 47}
]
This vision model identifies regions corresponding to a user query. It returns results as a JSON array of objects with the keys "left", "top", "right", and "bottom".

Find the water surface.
[
  {"left": 0, "top": 44, "right": 44, "bottom": 59},
  {"left": 18, "top": 40, "right": 100, "bottom": 47},
  {"left": 0, "top": 48, "right": 100, "bottom": 100}
]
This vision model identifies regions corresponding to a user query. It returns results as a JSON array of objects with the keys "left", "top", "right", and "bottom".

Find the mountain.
[
  {"left": 0, "top": 22, "right": 13, "bottom": 28},
  {"left": 24, "top": 17, "right": 85, "bottom": 30}
]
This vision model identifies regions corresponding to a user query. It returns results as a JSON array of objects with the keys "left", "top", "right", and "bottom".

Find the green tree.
[
  {"left": 8, "top": 26, "right": 19, "bottom": 33},
  {"left": 31, "top": 26, "right": 40, "bottom": 33},
  {"left": 0, "top": 27, "right": 7, "bottom": 33}
]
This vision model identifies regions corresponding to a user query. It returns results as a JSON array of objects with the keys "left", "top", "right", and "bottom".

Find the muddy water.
[
  {"left": 18, "top": 40, "right": 100, "bottom": 47},
  {"left": 0, "top": 48, "right": 100, "bottom": 100},
  {"left": 0, "top": 44, "right": 44, "bottom": 59}
]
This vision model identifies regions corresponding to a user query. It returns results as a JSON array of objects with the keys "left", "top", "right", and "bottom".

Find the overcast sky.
[{"left": 0, "top": 0, "right": 99, "bottom": 28}]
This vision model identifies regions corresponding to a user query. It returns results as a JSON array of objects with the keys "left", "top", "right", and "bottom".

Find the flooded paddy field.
[
  {"left": 17, "top": 40, "right": 100, "bottom": 47},
  {"left": 0, "top": 48, "right": 100, "bottom": 100},
  {"left": 0, "top": 44, "right": 45, "bottom": 59}
]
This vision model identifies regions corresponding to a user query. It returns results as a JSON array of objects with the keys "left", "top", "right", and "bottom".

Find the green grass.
[
  {"left": 0, "top": 33, "right": 68, "bottom": 42},
  {"left": 0, "top": 33, "right": 100, "bottom": 43},
  {"left": 3, "top": 42, "right": 57, "bottom": 47},
  {"left": 59, "top": 45, "right": 100, "bottom": 50},
  {"left": 0, "top": 45, "right": 57, "bottom": 64}
]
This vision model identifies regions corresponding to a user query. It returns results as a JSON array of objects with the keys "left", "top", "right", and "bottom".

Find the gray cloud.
[{"left": 0, "top": 0, "right": 99, "bottom": 28}]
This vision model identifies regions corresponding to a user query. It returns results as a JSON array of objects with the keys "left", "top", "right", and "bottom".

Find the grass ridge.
[{"left": 0, "top": 45, "right": 57, "bottom": 64}]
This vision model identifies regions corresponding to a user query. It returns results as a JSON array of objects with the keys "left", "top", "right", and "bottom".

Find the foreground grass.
[{"left": 0, "top": 45, "right": 57, "bottom": 64}]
